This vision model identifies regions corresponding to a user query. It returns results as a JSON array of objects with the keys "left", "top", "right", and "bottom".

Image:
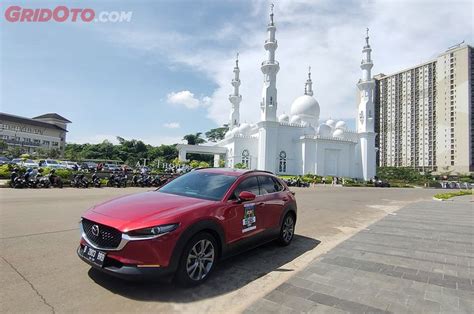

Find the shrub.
[
  {"left": 234, "top": 163, "right": 247, "bottom": 169},
  {"left": 434, "top": 190, "right": 472, "bottom": 200},
  {"left": 55, "top": 169, "right": 73, "bottom": 180},
  {"left": 0, "top": 164, "right": 11, "bottom": 179}
]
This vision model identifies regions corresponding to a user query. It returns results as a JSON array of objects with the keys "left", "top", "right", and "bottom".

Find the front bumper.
[{"left": 77, "top": 244, "right": 174, "bottom": 281}]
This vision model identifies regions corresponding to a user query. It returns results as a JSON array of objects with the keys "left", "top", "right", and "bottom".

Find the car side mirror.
[{"left": 238, "top": 191, "right": 256, "bottom": 202}]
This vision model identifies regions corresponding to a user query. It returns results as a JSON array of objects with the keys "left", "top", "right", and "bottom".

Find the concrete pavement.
[
  {"left": 0, "top": 186, "right": 440, "bottom": 313},
  {"left": 245, "top": 195, "right": 473, "bottom": 313}
]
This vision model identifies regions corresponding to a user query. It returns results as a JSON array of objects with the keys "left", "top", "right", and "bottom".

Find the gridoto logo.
[
  {"left": 91, "top": 225, "right": 100, "bottom": 237},
  {"left": 4, "top": 6, "right": 132, "bottom": 23}
]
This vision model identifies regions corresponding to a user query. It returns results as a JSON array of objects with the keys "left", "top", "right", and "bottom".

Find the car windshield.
[
  {"left": 159, "top": 171, "right": 237, "bottom": 201},
  {"left": 47, "top": 160, "right": 58, "bottom": 164},
  {"left": 25, "top": 159, "right": 35, "bottom": 163}
]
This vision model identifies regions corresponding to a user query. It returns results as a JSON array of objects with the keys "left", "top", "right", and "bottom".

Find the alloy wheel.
[
  {"left": 282, "top": 215, "right": 294, "bottom": 243},
  {"left": 186, "top": 239, "right": 215, "bottom": 281}
]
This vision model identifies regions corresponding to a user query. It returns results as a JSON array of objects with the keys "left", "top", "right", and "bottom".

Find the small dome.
[
  {"left": 326, "top": 119, "right": 336, "bottom": 129},
  {"left": 318, "top": 124, "right": 332, "bottom": 137},
  {"left": 333, "top": 129, "right": 344, "bottom": 138},
  {"left": 335, "top": 120, "right": 346, "bottom": 130},
  {"left": 290, "top": 95, "right": 320, "bottom": 127},
  {"left": 290, "top": 115, "right": 302, "bottom": 124},
  {"left": 278, "top": 113, "right": 290, "bottom": 123},
  {"left": 301, "top": 121, "right": 309, "bottom": 127}
]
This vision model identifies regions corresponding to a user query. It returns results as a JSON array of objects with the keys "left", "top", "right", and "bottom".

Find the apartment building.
[
  {"left": 374, "top": 43, "right": 473, "bottom": 174},
  {"left": 0, "top": 112, "right": 71, "bottom": 155}
]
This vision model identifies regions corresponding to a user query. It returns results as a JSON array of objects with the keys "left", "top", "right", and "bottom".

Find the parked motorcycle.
[
  {"left": 72, "top": 173, "right": 89, "bottom": 188},
  {"left": 10, "top": 168, "right": 26, "bottom": 188},
  {"left": 91, "top": 172, "right": 101, "bottom": 188},
  {"left": 47, "top": 170, "right": 63, "bottom": 188},
  {"left": 107, "top": 172, "right": 127, "bottom": 188}
]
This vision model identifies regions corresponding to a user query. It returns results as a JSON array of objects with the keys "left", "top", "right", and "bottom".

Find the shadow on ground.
[{"left": 88, "top": 234, "right": 320, "bottom": 302}]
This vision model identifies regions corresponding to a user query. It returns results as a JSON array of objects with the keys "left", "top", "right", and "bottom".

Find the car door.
[
  {"left": 257, "top": 175, "right": 286, "bottom": 230},
  {"left": 224, "top": 176, "right": 266, "bottom": 245}
]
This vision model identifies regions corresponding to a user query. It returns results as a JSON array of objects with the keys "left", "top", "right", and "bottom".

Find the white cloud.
[
  {"left": 167, "top": 90, "right": 210, "bottom": 109},
  {"left": 103, "top": 0, "right": 473, "bottom": 127},
  {"left": 163, "top": 122, "right": 180, "bottom": 129}
]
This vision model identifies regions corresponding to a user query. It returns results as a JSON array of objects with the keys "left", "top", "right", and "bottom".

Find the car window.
[
  {"left": 232, "top": 176, "right": 260, "bottom": 199},
  {"left": 159, "top": 171, "right": 237, "bottom": 201},
  {"left": 272, "top": 177, "right": 285, "bottom": 191},
  {"left": 258, "top": 176, "right": 281, "bottom": 194}
]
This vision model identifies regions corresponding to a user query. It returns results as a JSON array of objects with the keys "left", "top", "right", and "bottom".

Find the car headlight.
[{"left": 126, "top": 223, "right": 179, "bottom": 239}]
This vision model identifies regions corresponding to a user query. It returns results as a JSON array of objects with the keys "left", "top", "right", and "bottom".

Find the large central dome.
[{"left": 290, "top": 94, "right": 320, "bottom": 127}]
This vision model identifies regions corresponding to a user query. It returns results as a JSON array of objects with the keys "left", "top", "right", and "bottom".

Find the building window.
[
  {"left": 279, "top": 151, "right": 287, "bottom": 173},
  {"left": 241, "top": 149, "right": 250, "bottom": 169}
]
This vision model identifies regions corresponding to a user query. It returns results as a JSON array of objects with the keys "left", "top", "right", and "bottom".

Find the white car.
[
  {"left": 60, "top": 161, "right": 79, "bottom": 170},
  {"left": 22, "top": 159, "right": 39, "bottom": 168},
  {"left": 40, "top": 159, "right": 62, "bottom": 169}
]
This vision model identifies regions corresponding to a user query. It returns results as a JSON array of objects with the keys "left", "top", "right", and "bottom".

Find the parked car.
[
  {"left": 0, "top": 156, "right": 10, "bottom": 165},
  {"left": 11, "top": 158, "right": 23, "bottom": 166},
  {"left": 22, "top": 159, "right": 39, "bottom": 168},
  {"left": 77, "top": 169, "right": 297, "bottom": 286},
  {"left": 80, "top": 162, "right": 98, "bottom": 171},
  {"left": 104, "top": 163, "right": 121, "bottom": 172},
  {"left": 60, "top": 161, "right": 79, "bottom": 170},
  {"left": 39, "top": 159, "right": 62, "bottom": 169}
]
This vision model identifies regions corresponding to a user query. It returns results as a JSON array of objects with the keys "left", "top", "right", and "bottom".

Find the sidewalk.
[{"left": 245, "top": 196, "right": 473, "bottom": 313}]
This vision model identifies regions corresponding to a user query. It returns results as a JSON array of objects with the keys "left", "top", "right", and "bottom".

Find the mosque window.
[
  {"left": 242, "top": 149, "right": 250, "bottom": 168},
  {"left": 279, "top": 151, "right": 287, "bottom": 173}
]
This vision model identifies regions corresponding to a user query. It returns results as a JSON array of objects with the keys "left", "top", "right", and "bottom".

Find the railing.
[{"left": 261, "top": 60, "right": 279, "bottom": 66}]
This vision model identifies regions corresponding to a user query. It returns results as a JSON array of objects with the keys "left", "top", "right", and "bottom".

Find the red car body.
[{"left": 77, "top": 168, "right": 297, "bottom": 282}]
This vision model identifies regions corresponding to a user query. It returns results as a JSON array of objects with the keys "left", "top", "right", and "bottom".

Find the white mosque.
[{"left": 177, "top": 7, "right": 376, "bottom": 180}]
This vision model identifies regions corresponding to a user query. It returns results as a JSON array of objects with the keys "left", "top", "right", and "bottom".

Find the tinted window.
[
  {"left": 258, "top": 176, "right": 280, "bottom": 194},
  {"left": 232, "top": 176, "right": 260, "bottom": 198},
  {"left": 159, "top": 171, "right": 237, "bottom": 201},
  {"left": 272, "top": 177, "right": 285, "bottom": 191}
]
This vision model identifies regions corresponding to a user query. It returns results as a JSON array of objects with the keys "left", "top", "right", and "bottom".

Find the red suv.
[{"left": 77, "top": 168, "right": 297, "bottom": 286}]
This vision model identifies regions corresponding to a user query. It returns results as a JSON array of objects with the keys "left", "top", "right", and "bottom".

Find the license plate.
[{"left": 82, "top": 245, "right": 106, "bottom": 267}]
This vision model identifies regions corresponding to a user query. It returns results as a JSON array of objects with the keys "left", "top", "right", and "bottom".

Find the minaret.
[
  {"left": 305, "top": 66, "right": 313, "bottom": 96},
  {"left": 229, "top": 53, "right": 241, "bottom": 129},
  {"left": 357, "top": 28, "right": 375, "bottom": 133},
  {"left": 356, "top": 28, "right": 376, "bottom": 181},
  {"left": 260, "top": 3, "right": 280, "bottom": 122}
]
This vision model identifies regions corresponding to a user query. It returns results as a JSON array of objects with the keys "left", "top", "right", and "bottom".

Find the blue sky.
[{"left": 1, "top": 0, "right": 473, "bottom": 145}]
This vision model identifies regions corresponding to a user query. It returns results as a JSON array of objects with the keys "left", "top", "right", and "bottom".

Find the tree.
[
  {"left": 48, "top": 148, "right": 60, "bottom": 159},
  {"left": 205, "top": 125, "right": 229, "bottom": 142},
  {"left": 183, "top": 132, "right": 206, "bottom": 145},
  {"left": 0, "top": 140, "right": 7, "bottom": 151}
]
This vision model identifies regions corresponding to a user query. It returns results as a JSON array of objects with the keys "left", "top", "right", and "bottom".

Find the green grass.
[{"left": 434, "top": 190, "right": 472, "bottom": 200}]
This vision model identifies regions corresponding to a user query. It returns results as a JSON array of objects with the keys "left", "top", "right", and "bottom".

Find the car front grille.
[{"left": 82, "top": 218, "right": 122, "bottom": 249}]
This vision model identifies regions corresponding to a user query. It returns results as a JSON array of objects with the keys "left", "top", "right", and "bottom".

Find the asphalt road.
[{"left": 0, "top": 186, "right": 438, "bottom": 313}]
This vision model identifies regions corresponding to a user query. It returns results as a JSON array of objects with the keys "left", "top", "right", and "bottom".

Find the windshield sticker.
[{"left": 242, "top": 203, "right": 256, "bottom": 233}]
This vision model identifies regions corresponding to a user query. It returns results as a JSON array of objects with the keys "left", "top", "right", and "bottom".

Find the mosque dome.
[
  {"left": 318, "top": 123, "right": 332, "bottom": 137},
  {"left": 333, "top": 129, "right": 344, "bottom": 138},
  {"left": 290, "top": 95, "right": 320, "bottom": 127},
  {"left": 278, "top": 113, "right": 290, "bottom": 123},
  {"left": 335, "top": 120, "right": 346, "bottom": 130},
  {"left": 326, "top": 119, "right": 336, "bottom": 129},
  {"left": 290, "top": 115, "right": 302, "bottom": 124}
]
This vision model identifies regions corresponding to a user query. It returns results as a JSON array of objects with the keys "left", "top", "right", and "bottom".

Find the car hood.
[{"left": 85, "top": 191, "right": 215, "bottom": 232}]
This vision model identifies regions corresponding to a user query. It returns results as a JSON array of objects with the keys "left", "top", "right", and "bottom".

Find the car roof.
[{"left": 195, "top": 168, "right": 274, "bottom": 177}]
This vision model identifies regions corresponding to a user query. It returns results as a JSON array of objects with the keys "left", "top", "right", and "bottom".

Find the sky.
[{"left": 1, "top": 0, "right": 473, "bottom": 146}]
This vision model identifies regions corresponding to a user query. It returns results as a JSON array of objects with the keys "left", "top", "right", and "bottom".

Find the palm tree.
[{"left": 183, "top": 132, "right": 206, "bottom": 145}]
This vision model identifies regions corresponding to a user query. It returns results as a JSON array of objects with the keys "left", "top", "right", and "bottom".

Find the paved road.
[
  {"left": 0, "top": 187, "right": 438, "bottom": 313},
  {"left": 246, "top": 195, "right": 474, "bottom": 313}
]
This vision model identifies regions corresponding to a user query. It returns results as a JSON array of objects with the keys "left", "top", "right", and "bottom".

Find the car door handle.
[
  {"left": 258, "top": 202, "right": 265, "bottom": 207},
  {"left": 282, "top": 197, "right": 289, "bottom": 201}
]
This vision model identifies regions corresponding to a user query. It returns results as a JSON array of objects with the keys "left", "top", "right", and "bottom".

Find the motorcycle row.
[
  {"left": 10, "top": 168, "right": 63, "bottom": 189},
  {"left": 10, "top": 168, "right": 179, "bottom": 189}
]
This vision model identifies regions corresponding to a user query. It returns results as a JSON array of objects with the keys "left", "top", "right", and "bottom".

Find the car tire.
[
  {"left": 277, "top": 212, "right": 295, "bottom": 246},
  {"left": 175, "top": 232, "right": 218, "bottom": 287}
]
